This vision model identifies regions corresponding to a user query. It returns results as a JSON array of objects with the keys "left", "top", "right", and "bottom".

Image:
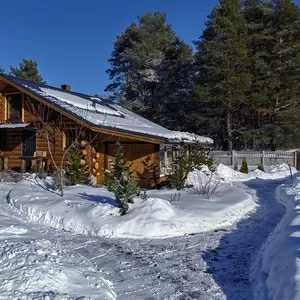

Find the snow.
[
  {"left": 8, "top": 174, "right": 256, "bottom": 239},
  {"left": 215, "top": 163, "right": 297, "bottom": 182},
  {"left": 0, "top": 123, "right": 29, "bottom": 128},
  {"left": 0, "top": 163, "right": 297, "bottom": 298},
  {"left": 0, "top": 183, "right": 115, "bottom": 300},
  {"left": 252, "top": 175, "right": 300, "bottom": 300},
  {"left": 39, "top": 87, "right": 123, "bottom": 117},
  {"left": 164, "top": 130, "right": 214, "bottom": 144}
]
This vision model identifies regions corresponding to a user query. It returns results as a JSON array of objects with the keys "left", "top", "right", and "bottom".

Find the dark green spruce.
[
  {"left": 194, "top": 0, "right": 252, "bottom": 151},
  {"left": 105, "top": 12, "right": 196, "bottom": 131},
  {"left": 10, "top": 59, "right": 46, "bottom": 83}
]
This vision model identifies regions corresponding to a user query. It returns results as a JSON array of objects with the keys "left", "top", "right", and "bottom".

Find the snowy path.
[{"left": 0, "top": 179, "right": 286, "bottom": 299}]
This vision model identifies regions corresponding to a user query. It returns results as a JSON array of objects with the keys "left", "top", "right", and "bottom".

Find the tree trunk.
[
  {"left": 226, "top": 109, "right": 233, "bottom": 151},
  {"left": 59, "top": 169, "right": 65, "bottom": 197}
]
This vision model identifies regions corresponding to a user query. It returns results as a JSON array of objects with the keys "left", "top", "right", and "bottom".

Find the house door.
[{"left": 22, "top": 130, "right": 36, "bottom": 157}]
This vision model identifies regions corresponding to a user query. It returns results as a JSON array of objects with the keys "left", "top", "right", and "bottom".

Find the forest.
[{"left": 2, "top": 0, "right": 300, "bottom": 151}]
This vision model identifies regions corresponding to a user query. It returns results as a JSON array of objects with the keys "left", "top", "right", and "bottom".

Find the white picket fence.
[{"left": 211, "top": 150, "right": 298, "bottom": 169}]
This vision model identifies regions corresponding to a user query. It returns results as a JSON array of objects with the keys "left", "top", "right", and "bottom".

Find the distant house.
[{"left": 0, "top": 74, "right": 212, "bottom": 187}]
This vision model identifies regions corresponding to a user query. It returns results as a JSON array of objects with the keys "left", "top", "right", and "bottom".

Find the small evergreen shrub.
[
  {"left": 257, "top": 163, "right": 264, "bottom": 172},
  {"left": 106, "top": 142, "right": 140, "bottom": 215},
  {"left": 168, "top": 145, "right": 213, "bottom": 190},
  {"left": 110, "top": 170, "right": 140, "bottom": 215},
  {"left": 168, "top": 153, "right": 189, "bottom": 190},
  {"left": 233, "top": 161, "right": 238, "bottom": 171},
  {"left": 104, "top": 169, "right": 114, "bottom": 190},
  {"left": 66, "top": 145, "right": 87, "bottom": 185},
  {"left": 104, "top": 142, "right": 130, "bottom": 191},
  {"left": 240, "top": 158, "right": 248, "bottom": 174}
]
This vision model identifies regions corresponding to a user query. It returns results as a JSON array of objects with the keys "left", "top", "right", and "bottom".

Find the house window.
[
  {"left": 6, "top": 93, "right": 23, "bottom": 122},
  {"left": 62, "top": 130, "right": 78, "bottom": 149}
]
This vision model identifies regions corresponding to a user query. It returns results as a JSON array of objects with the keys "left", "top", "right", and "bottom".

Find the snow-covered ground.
[
  {"left": 8, "top": 173, "right": 256, "bottom": 238},
  {"left": 252, "top": 175, "right": 300, "bottom": 300},
  {"left": 0, "top": 183, "right": 116, "bottom": 300},
  {"left": 0, "top": 164, "right": 296, "bottom": 299}
]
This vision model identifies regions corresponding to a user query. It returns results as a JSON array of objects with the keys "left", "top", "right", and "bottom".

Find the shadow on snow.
[
  {"left": 201, "top": 177, "right": 289, "bottom": 300},
  {"left": 78, "top": 192, "right": 118, "bottom": 207}
]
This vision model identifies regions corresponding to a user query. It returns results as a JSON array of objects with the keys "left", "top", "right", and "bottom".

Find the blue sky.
[
  {"left": 0, "top": 0, "right": 219, "bottom": 94},
  {"left": 1, "top": 0, "right": 298, "bottom": 95}
]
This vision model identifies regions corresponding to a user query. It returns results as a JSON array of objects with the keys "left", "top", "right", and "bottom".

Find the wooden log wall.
[
  {"left": 0, "top": 94, "right": 6, "bottom": 123},
  {"left": 106, "top": 143, "right": 160, "bottom": 188},
  {"left": 5, "top": 128, "right": 22, "bottom": 170}
]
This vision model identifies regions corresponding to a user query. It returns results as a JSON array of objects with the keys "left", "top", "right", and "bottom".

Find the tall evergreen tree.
[
  {"left": 106, "top": 12, "right": 196, "bottom": 131},
  {"left": 10, "top": 59, "right": 46, "bottom": 83},
  {"left": 194, "top": 0, "right": 252, "bottom": 150},
  {"left": 268, "top": 0, "right": 300, "bottom": 149},
  {"left": 0, "top": 65, "right": 4, "bottom": 74},
  {"left": 244, "top": 0, "right": 300, "bottom": 149},
  {"left": 242, "top": 0, "right": 274, "bottom": 149}
]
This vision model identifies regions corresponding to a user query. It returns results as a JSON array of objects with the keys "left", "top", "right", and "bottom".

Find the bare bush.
[
  {"left": 169, "top": 192, "right": 181, "bottom": 203},
  {"left": 188, "top": 171, "right": 225, "bottom": 197}
]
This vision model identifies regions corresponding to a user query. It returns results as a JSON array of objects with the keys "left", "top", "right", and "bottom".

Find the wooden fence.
[{"left": 211, "top": 150, "right": 298, "bottom": 169}]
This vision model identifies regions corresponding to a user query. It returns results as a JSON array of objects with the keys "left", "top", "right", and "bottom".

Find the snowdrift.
[
  {"left": 215, "top": 163, "right": 296, "bottom": 182},
  {"left": 7, "top": 175, "right": 256, "bottom": 239},
  {"left": 252, "top": 177, "right": 300, "bottom": 300}
]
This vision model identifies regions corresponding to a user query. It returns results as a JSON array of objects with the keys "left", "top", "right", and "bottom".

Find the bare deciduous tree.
[{"left": 25, "top": 97, "right": 107, "bottom": 196}]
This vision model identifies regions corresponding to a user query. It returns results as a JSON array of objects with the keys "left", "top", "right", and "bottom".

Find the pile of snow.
[
  {"left": 8, "top": 175, "right": 256, "bottom": 239},
  {"left": 252, "top": 177, "right": 300, "bottom": 300},
  {"left": 215, "top": 164, "right": 252, "bottom": 181},
  {"left": 215, "top": 163, "right": 296, "bottom": 182}
]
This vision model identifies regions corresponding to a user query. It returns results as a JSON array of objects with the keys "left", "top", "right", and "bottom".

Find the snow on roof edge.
[{"left": 164, "top": 131, "right": 213, "bottom": 144}]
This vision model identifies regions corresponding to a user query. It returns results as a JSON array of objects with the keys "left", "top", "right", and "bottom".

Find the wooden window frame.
[
  {"left": 62, "top": 129, "right": 79, "bottom": 150},
  {"left": 4, "top": 92, "right": 24, "bottom": 122}
]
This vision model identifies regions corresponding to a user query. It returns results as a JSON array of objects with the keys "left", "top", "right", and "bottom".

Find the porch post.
[{"left": 21, "top": 158, "right": 26, "bottom": 173}]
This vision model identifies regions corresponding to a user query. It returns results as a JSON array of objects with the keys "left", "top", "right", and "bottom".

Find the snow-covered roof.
[{"left": 1, "top": 75, "right": 213, "bottom": 145}]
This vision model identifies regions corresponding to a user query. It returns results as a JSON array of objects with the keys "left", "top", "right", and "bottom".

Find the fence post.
[
  {"left": 163, "top": 146, "right": 167, "bottom": 169},
  {"left": 231, "top": 150, "right": 235, "bottom": 166},
  {"left": 261, "top": 151, "right": 265, "bottom": 167}
]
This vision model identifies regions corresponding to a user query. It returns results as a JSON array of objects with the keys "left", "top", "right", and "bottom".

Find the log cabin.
[{"left": 0, "top": 74, "right": 213, "bottom": 188}]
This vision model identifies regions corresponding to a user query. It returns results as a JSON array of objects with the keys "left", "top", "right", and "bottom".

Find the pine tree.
[
  {"left": 243, "top": 0, "right": 300, "bottom": 149},
  {"left": 240, "top": 158, "right": 248, "bottom": 173},
  {"left": 242, "top": 0, "right": 274, "bottom": 149},
  {"left": 194, "top": 0, "right": 252, "bottom": 151},
  {"left": 106, "top": 142, "right": 140, "bottom": 215},
  {"left": 10, "top": 59, "right": 46, "bottom": 83},
  {"left": 66, "top": 145, "right": 87, "bottom": 185},
  {"left": 105, "top": 142, "right": 131, "bottom": 190},
  {"left": 106, "top": 12, "right": 196, "bottom": 131},
  {"left": 0, "top": 65, "right": 5, "bottom": 74},
  {"left": 268, "top": 0, "right": 300, "bottom": 149}
]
